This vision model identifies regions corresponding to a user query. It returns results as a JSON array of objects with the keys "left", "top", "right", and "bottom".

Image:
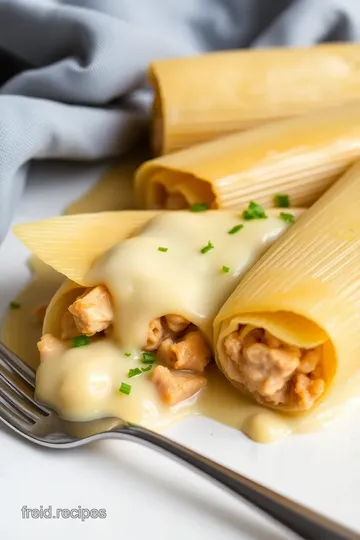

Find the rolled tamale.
[
  {"left": 137, "top": 103, "right": 360, "bottom": 210},
  {"left": 150, "top": 44, "right": 360, "bottom": 154},
  {"left": 214, "top": 161, "right": 360, "bottom": 414}
]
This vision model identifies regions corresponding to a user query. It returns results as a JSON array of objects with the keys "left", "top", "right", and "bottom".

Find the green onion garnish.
[
  {"left": 279, "top": 212, "right": 295, "bottom": 224},
  {"left": 200, "top": 241, "right": 214, "bottom": 254},
  {"left": 124, "top": 352, "right": 132, "bottom": 357},
  {"left": 119, "top": 383, "right": 131, "bottom": 395},
  {"left": 275, "top": 194, "right": 290, "bottom": 208},
  {"left": 228, "top": 224, "right": 244, "bottom": 235},
  {"left": 242, "top": 201, "right": 267, "bottom": 220},
  {"left": 190, "top": 202, "right": 208, "bottom": 212},
  {"left": 9, "top": 301, "right": 20, "bottom": 310},
  {"left": 141, "top": 365, "right": 153, "bottom": 372},
  {"left": 71, "top": 335, "right": 89, "bottom": 348},
  {"left": 142, "top": 351, "right": 156, "bottom": 364},
  {"left": 158, "top": 247, "right": 168, "bottom": 252},
  {"left": 222, "top": 266, "right": 230, "bottom": 273},
  {"left": 128, "top": 368, "right": 142, "bottom": 378}
]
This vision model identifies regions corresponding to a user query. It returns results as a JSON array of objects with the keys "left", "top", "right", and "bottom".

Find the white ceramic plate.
[{"left": 1, "top": 161, "right": 359, "bottom": 540}]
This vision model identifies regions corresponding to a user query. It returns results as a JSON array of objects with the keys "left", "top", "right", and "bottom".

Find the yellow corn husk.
[
  {"left": 214, "top": 161, "right": 360, "bottom": 414},
  {"left": 150, "top": 44, "right": 360, "bottom": 155},
  {"left": 136, "top": 102, "right": 360, "bottom": 211},
  {"left": 13, "top": 211, "right": 158, "bottom": 286},
  {"left": 13, "top": 211, "right": 157, "bottom": 339}
]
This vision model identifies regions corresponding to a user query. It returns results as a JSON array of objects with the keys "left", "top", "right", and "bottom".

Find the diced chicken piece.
[
  {"left": 37, "top": 334, "right": 66, "bottom": 360},
  {"left": 157, "top": 338, "right": 175, "bottom": 365},
  {"left": 152, "top": 365, "right": 206, "bottom": 406},
  {"left": 298, "top": 349, "right": 321, "bottom": 374},
  {"left": 158, "top": 331, "right": 211, "bottom": 372},
  {"left": 224, "top": 327, "right": 324, "bottom": 408},
  {"left": 61, "top": 311, "right": 80, "bottom": 340},
  {"left": 165, "top": 314, "right": 190, "bottom": 334},
  {"left": 68, "top": 286, "right": 113, "bottom": 336},
  {"left": 224, "top": 328, "right": 265, "bottom": 360},
  {"left": 224, "top": 331, "right": 243, "bottom": 360},
  {"left": 33, "top": 304, "right": 48, "bottom": 324},
  {"left": 243, "top": 329, "right": 264, "bottom": 348},
  {"left": 242, "top": 343, "right": 300, "bottom": 397},
  {"left": 145, "top": 318, "right": 165, "bottom": 351},
  {"left": 294, "top": 374, "right": 325, "bottom": 409}
]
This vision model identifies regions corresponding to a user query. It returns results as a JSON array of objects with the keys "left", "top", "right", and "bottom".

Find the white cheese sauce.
[{"left": 34, "top": 210, "right": 302, "bottom": 432}]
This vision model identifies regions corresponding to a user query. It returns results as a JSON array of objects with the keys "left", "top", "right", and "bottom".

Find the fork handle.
[{"left": 115, "top": 425, "right": 358, "bottom": 540}]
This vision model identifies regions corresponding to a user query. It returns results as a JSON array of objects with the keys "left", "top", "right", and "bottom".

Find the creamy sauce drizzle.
[
  {"left": 36, "top": 341, "right": 197, "bottom": 429},
  {"left": 34, "top": 209, "right": 298, "bottom": 431},
  {"left": 4, "top": 162, "right": 360, "bottom": 443},
  {"left": 84, "top": 211, "right": 297, "bottom": 347}
]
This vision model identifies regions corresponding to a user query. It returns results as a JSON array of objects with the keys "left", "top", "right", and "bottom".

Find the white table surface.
[{"left": 0, "top": 161, "right": 359, "bottom": 540}]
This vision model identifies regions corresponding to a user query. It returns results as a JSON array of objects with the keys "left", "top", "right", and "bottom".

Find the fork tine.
[
  {"left": 0, "top": 342, "right": 36, "bottom": 387},
  {"left": 0, "top": 394, "right": 34, "bottom": 432},
  {"left": 0, "top": 370, "right": 51, "bottom": 416},
  {"left": 0, "top": 377, "right": 40, "bottom": 423}
]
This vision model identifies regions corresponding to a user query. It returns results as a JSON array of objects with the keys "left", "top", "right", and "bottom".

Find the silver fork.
[{"left": 0, "top": 341, "right": 358, "bottom": 540}]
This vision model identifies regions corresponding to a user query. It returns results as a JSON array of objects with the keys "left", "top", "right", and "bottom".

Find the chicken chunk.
[
  {"left": 158, "top": 330, "right": 211, "bottom": 372},
  {"left": 243, "top": 343, "right": 300, "bottom": 397},
  {"left": 224, "top": 328, "right": 263, "bottom": 359},
  {"left": 224, "top": 331, "right": 243, "bottom": 360},
  {"left": 145, "top": 318, "right": 165, "bottom": 351},
  {"left": 165, "top": 314, "right": 190, "bottom": 334},
  {"left": 68, "top": 286, "right": 114, "bottom": 336},
  {"left": 37, "top": 334, "right": 66, "bottom": 360},
  {"left": 224, "top": 327, "right": 325, "bottom": 408},
  {"left": 61, "top": 311, "right": 80, "bottom": 340},
  {"left": 298, "top": 349, "right": 321, "bottom": 374},
  {"left": 294, "top": 374, "right": 325, "bottom": 409},
  {"left": 152, "top": 365, "right": 206, "bottom": 406}
]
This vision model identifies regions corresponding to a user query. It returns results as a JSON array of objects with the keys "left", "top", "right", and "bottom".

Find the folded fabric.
[{"left": 1, "top": 0, "right": 360, "bottom": 241}]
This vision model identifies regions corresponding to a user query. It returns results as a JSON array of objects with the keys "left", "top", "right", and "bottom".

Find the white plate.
[{"left": 0, "top": 161, "right": 359, "bottom": 540}]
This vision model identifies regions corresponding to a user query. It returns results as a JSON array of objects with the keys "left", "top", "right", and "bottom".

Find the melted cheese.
[
  {"left": 84, "top": 211, "right": 301, "bottom": 346},
  {"left": 36, "top": 341, "right": 196, "bottom": 428},
  {"left": 35, "top": 210, "right": 302, "bottom": 426}
]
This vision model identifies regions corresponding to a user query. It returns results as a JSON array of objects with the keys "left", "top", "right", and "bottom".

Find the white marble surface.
[{"left": 0, "top": 161, "right": 359, "bottom": 540}]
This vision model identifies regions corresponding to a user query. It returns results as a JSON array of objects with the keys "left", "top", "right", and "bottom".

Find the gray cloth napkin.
[{"left": 1, "top": 0, "right": 360, "bottom": 242}]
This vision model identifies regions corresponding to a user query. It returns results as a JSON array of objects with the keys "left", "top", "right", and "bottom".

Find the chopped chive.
[
  {"left": 200, "top": 240, "right": 214, "bottom": 254},
  {"left": 279, "top": 212, "right": 295, "bottom": 224},
  {"left": 141, "top": 365, "right": 153, "bottom": 372},
  {"left": 222, "top": 266, "right": 230, "bottom": 273},
  {"left": 158, "top": 247, "right": 168, "bottom": 252},
  {"left": 242, "top": 201, "right": 267, "bottom": 220},
  {"left": 190, "top": 202, "right": 208, "bottom": 212},
  {"left": 128, "top": 368, "right": 142, "bottom": 378},
  {"left": 124, "top": 352, "right": 132, "bottom": 357},
  {"left": 228, "top": 224, "right": 244, "bottom": 235},
  {"left": 275, "top": 194, "right": 290, "bottom": 208},
  {"left": 9, "top": 301, "right": 20, "bottom": 310},
  {"left": 142, "top": 351, "right": 156, "bottom": 364},
  {"left": 71, "top": 335, "right": 89, "bottom": 348},
  {"left": 119, "top": 382, "right": 131, "bottom": 395}
]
